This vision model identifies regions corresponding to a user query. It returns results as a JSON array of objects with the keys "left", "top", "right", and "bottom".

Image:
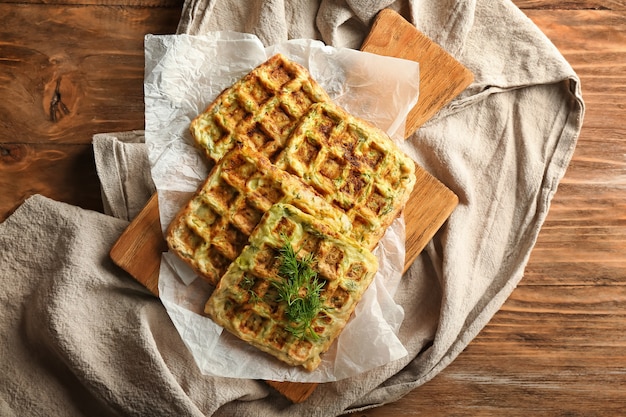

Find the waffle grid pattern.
[
  {"left": 166, "top": 146, "right": 351, "bottom": 286},
  {"left": 191, "top": 54, "right": 416, "bottom": 251},
  {"left": 190, "top": 54, "right": 332, "bottom": 164},
  {"left": 205, "top": 203, "right": 379, "bottom": 371},
  {"left": 275, "top": 101, "right": 416, "bottom": 249}
]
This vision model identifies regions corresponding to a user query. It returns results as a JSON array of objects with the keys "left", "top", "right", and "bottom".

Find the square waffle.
[
  {"left": 275, "top": 101, "right": 417, "bottom": 250},
  {"left": 204, "top": 203, "right": 379, "bottom": 371},
  {"left": 166, "top": 146, "right": 352, "bottom": 286},
  {"left": 190, "top": 53, "right": 332, "bottom": 164}
]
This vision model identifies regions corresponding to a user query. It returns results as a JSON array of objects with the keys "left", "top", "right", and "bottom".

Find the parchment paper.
[{"left": 143, "top": 32, "right": 420, "bottom": 382}]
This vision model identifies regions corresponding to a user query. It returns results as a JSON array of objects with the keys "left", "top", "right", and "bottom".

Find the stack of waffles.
[{"left": 166, "top": 53, "right": 416, "bottom": 371}]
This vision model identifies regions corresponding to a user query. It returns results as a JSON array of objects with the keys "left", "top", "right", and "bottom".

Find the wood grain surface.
[
  {"left": 0, "top": 1, "right": 181, "bottom": 220},
  {"left": 361, "top": 9, "right": 474, "bottom": 135},
  {"left": 1, "top": 1, "right": 625, "bottom": 415}
]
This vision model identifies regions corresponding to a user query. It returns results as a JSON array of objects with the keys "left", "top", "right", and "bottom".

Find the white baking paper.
[{"left": 144, "top": 32, "right": 420, "bottom": 382}]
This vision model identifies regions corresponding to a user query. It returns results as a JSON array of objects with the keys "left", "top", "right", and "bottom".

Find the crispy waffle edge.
[{"left": 204, "top": 203, "right": 379, "bottom": 371}]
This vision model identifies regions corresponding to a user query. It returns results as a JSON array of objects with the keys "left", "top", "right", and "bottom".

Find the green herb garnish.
[
  {"left": 272, "top": 238, "right": 325, "bottom": 341},
  {"left": 240, "top": 274, "right": 262, "bottom": 303}
]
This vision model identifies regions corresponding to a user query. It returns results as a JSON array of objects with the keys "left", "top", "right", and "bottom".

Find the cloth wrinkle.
[{"left": 0, "top": 1, "right": 584, "bottom": 416}]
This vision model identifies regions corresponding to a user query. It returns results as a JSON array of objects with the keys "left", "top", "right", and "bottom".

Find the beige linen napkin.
[
  {"left": 0, "top": 1, "right": 584, "bottom": 416},
  {"left": 0, "top": 195, "right": 267, "bottom": 416}
]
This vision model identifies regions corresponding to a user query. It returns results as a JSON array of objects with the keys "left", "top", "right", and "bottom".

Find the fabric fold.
[
  {"left": 0, "top": 195, "right": 268, "bottom": 417},
  {"left": 93, "top": 131, "right": 156, "bottom": 220}
]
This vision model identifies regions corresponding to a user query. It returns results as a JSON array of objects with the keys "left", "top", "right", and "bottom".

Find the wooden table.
[{"left": 1, "top": 1, "right": 624, "bottom": 415}]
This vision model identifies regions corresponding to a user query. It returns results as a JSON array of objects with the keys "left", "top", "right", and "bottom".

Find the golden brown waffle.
[
  {"left": 190, "top": 54, "right": 416, "bottom": 250},
  {"left": 204, "top": 203, "right": 379, "bottom": 371},
  {"left": 275, "top": 101, "right": 416, "bottom": 250},
  {"left": 166, "top": 146, "right": 351, "bottom": 286},
  {"left": 190, "top": 53, "right": 332, "bottom": 164}
]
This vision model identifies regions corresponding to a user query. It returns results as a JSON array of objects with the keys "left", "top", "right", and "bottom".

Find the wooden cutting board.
[{"left": 110, "top": 8, "right": 472, "bottom": 404}]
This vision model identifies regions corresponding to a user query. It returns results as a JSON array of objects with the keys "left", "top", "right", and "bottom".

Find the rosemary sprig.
[{"left": 272, "top": 238, "right": 324, "bottom": 341}]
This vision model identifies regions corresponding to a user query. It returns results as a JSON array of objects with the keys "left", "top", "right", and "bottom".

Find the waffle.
[
  {"left": 275, "top": 101, "right": 416, "bottom": 250},
  {"left": 204, "top": 203, "right": 379, "bottom": 371},
  {"left": 190, "top": 54, "right": 416, "bottom": 250},
  {"left": 190, "top": 53, "right": 332, "bottom": 164},
  {"left": 166, "top": 146, "right": 352, "bottom": 286}
]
